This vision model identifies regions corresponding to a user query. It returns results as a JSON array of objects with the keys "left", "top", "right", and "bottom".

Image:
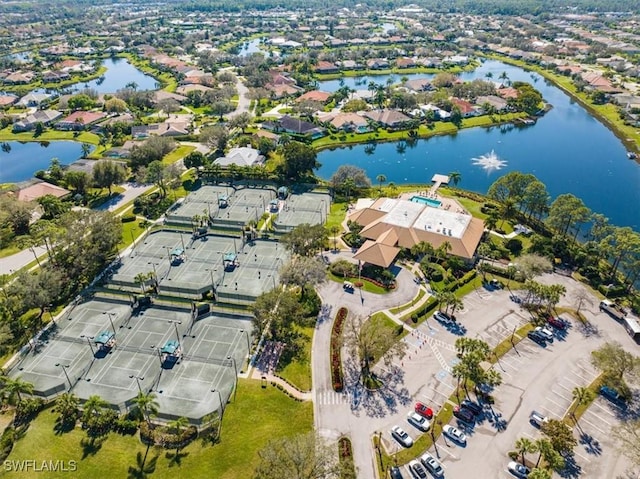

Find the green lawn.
[
  {"left": 161, "top": 145, "right": 195, "bottom": 166},
  {"left": 327, "top": 272, "right": 389, "bottom": 294},
  {"left": 7, "top": 379, "right": 313, "bottom": 479},
  {"left": 277, "top": 325, "right": 314, "bottom": 392},
  {"left": 389, "top": 288, "right": 426, "bottom": 315},
  {"left": 325, "top": 201, "right": 348, "bottom": 231},
  {"left": 0, "top": 128, "right": 100, "bottom": 144}
]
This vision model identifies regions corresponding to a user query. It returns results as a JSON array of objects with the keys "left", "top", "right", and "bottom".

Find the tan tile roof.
[
  {"left": 17, "top": 181, "right": 70, "bottom": 202},
  {"left": 353, "top": 240, "right": 400, "bottom": 268}
]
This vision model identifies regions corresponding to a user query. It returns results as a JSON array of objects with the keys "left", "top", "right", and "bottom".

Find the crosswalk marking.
[{"left": 316, "top": 390, "right": 351, "bottom": 405}]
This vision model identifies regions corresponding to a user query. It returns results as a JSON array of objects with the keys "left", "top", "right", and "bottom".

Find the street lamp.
[
  {"left": 205, "top": 268, "right": 216, "bottom": 300},
  {"left": 80, "top": 335, "right": 95, "bottom": 356},
  {"left": 129, "top": 375, "right": 144, "bottom": 394},
  {"left": 151, "top": 345, "right": 164, "bottom": 367},
  {"left": 211, "top": 389, "right": 224, "bottom": 440},
  {"left": 239, "top": 329, "right": 250, "bottom": 354},
  {"left": 103, "top": 311, "right": 117, "bottom": 338},
  {"left": 55, "top": 363, "right": 73, "bottom": 391},
  {"left": 227, "top": 356, "right": 238, "bottom": 401}
]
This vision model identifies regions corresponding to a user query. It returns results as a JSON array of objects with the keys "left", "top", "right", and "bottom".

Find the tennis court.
[
  {"left": 166, "top": 185, "right": 230, "bottom": 225},
  {"left": 9, "top": 298, "right": 253, "bottom": 424},
  {"left": 273, "top": 191, "right": 331, "bottom": 232}
]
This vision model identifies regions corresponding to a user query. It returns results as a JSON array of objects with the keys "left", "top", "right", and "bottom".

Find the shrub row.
[
  {"left": 338, "top": 436, "right": 357, "bottom": 479},
  {"left": 140, "top": 421, "right": 198, "bottom": 449},
  {"left": 331, "top": 307, "right": 348, "bottom": 392},
  {"left": 270, "top": 380, "right": 305, "bottom": 402},
  {"left": 408, "top": 270, "right": 477, "bottom": 323}
]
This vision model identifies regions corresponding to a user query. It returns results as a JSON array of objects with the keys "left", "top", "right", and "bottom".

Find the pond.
[
  {"left": 0, "top": 141, "right": 91, "bottom": 183},
  {"left": 67, "top": 57, "right": 158, "bottom": 94},
  {"left": 238, "top": 38, "right": 264, "bottom": 57},
  {"left": 317, "top": 60, "right": 640, "bottom": 230}
]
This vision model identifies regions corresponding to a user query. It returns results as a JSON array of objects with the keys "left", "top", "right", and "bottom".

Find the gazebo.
[
  {"left": 223, "top": 252, "right": 238, "bottom": 271},
  {"left": 94, "top": 331, "right": 115, "bottom": 351},
  {"left": 170, "top": 247, "right": 185, "bottom": 265},
  {"left": 160, "top": 339, "right": 181, "bottom": 367},
  {"left": 277, "top": 186, "right": 289, "bottom": 200}
]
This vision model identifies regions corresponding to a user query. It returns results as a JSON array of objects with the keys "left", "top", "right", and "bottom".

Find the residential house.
[
  {"left": 175, "top": 84, "right": 213, "bottom": 95},
  {"left": 296, "top": 90, "right": 332, "bottom": 104},
  {"left": 363, "top": 109, "right": 411, "bottom": 129},
  {"left": 262, "top": 115, "right": 326, "bottom": 139},
  {"left": 395, "top": 57, "right": 417, "bottom": 69},
  {"left": 13, "top": 109, "right": 62, "bottom": 132},
  {"left": 152, "top": 90, "right": 188, "bottom": 105},
  {"left": 0, "top": 94, "right": 18, "bottom": 108},
  {"left": 450, "top": 97, "right": 481, "bottom": 117},
  {"left": 56, "top": 111, "right": 106, "bottom": 131},
  {"left": 403, "top": 78, "right": 433, "bottom": 92},
  {"left": 215, "top": 147, "right": 265, "bottom": 167},
  {"left": 3, "top": 71, "right": 35, "bottom": 84},
  {"left": 17, "top": 93, "right": 52, "bottom": 108},
  {"left": 497, "top": 87, "right": 519, "bottom": 100},
  {"left": 131, "top": 121, "right": 189, "bottom": 138},
  {"left": 476, "top": 95, "right": 509, "bottom": 112},
  {"left": 315, "top": 61, "right": 339, "bottom": 74},
  {"left": 580, "top": 71, "right": 622, "bottom": 94},
  {"left": 337, "top": 60, "right": 359, "bottom": 70},
  {"left": 367, "top": 58, "right": 390, "bottom": 70},
  {"left": 42, "top": 70, "right": 71, "bottom": 83},
  {"left": 16, "top": 181, "right": 70, "bottom": 202},
  {"left": 329, "top": 112, "right": 370, "bottom": 133}
]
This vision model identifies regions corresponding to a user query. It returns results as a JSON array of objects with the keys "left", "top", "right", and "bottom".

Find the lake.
[
  {"left": 67, "top": 57, "right": 158, "bottom": 94},
  {"left": 0, "top": 141, "right": 90, "bottom": 183},
  {"left": 238, "top": 38, "right": 264, "bottom": 57},
  {"left": 317, "top": 60, "right": 640, "bottom": 230}
]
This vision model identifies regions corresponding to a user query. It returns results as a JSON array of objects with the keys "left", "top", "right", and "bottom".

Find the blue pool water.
[{"left": 411, "top": 196, "right": 442, "bottom": 208}]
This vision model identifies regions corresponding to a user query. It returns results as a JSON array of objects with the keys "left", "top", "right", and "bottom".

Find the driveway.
[{"left": 226, "top": 73, "right": 251, "bottom": 119}]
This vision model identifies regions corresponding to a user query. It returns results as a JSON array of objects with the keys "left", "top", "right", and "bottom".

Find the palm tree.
[
  {"left": 376, "top": 174, "right": 387, "bottom": 193},
  {"left": 55, "top": 392, "right": 79, "bottom": 426},
  {"left": 448, "top": 296, "right": 464, "bottom": 317},
  {"left": 342, "top": 177, "right": 356, "bottom": 203},
  {"left": 514, "top": 437, "right": 537, "bottom": 466},
  {"left": 132, "top": 391, "right": 159, "bottom": 426},
  {"left": 330, "top": 225, "right": 340, "bottom": 252},
  {"left": 570, "top": 386, "right": 595, "bottom": 420},
  {"left": 1, "top": 376, "right": 34, "bottom": 405},
  {"left": 81, "top": 143, "right": 92, "bottom": 158},
  {"left": 81, "top": 395, "right": 108, "bottom": 424},
  {"left": 485, "top": 72, "right": 494, "bottom": 80},
  {"left": 448, "top": 171, "right": 462, "bottom": 187},
  {"left": 169, "top": 416, "right": 189, "bottom": 436},
  {"left": 484, "top": 211, "right": 499, "bottom": 232},
  {"left": 134, "top": 273, "right": 149, "bottom": 295},
  {"left": 499, "top": 71, "right": 510, "bottom": 86}
]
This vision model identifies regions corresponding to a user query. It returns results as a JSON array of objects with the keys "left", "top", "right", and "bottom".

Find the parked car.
[
  {"left": 408, "top": 459, "right": 427, "bottom": 479},
  {"left": 600, "top": 385, "right": 625, "bottom": 403},
  {"left": 407, "top": 412, "right": 430, "bottom": 432},
  {"left": 529, "top": 410, "right": 549, "bottom": 427},
  {"left": 508, "top": 461, "right": 530, "bottom": 478},
  {"left": 389, "top": 466, "right": 405, "bottom": 479},
  {"left": 461, "top": 399, "right": 483, "bottom": 416},
  {"left": 414, "top": 402, "right": 434, "bottom": 419},
  {"left": 434, "top": 311, "right": 454, "bottom": 325},
  {"left": 453, "top": 405, "right": 475, "bottom": 424},
  {"left": 419, "top": 452, "right": 444, "bottom": 477},
  {"left": 489, "top": 278, "right": 503, "bottom": 289},
  {"left": 391, "top": 425, "right": 413, "bottom": 448},
  {"left": 547, "top": 316, "right": 567, "bottom": 330},
  {"left": 527, "top": 330, "right": 546, "bottom": 345},
  {"left": 442, "top": 424, "right": 466, "bottom": 444},
  {"left": 534, "top": 326, "right": 554, "bottom": 341}
]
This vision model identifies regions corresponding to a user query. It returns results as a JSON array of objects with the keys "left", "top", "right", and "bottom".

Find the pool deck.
[{"left": 400, "top": 190, "right": 468, "bottom": 215}]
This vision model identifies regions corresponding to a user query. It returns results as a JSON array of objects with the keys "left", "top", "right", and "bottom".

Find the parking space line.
[
  {"left": 591, "top": 401, "right": 617, "bottom": 418},
  {"left": 580, "top": 417, "right": 608, "bottom": 435},
  {"left": 573, "top": 449, "right": 591, "bottom": 463},
  {"left": 437, "top": 445, "right": 458, "bottom": 460},
  {"left": 547, "top": 396, "right": 569, "bottom": 412}
]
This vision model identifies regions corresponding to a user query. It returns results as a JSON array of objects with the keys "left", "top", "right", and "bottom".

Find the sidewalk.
[{"left": 247, "top": 366, "right": 312, "bottom": 401}]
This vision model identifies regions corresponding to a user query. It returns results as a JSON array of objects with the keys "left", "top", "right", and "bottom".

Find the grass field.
[
  {"left": 277, "top": 325, "right": 314, "bottom": 392},
  {"left": 6, "top": 379, "right": 313, "bottom": 479}
]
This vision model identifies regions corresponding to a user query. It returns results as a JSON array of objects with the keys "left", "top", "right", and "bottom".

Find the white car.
[
  {"left": 529, "top": 410, "right": 549, "bottom": 427},
  {"left": 419, "top": 452, "right": 444, "bottom": 477},
  {"left": 433, "top": 311, "right": 454, "bottom": 325},
  {"left": 442, "top": 424, "right": 466, "bottom": 444},
  {"left": 407, "top": 412, "right": 430, "bottom": 432},
  {"left": 391, "top": 425, "right": 413, "bottom": 448},
  {"left": 508, "top": 461, "right": 530, "bottom": 478},
  {"left": 534, "top": 326, "right": 554, "bottom": 341}
]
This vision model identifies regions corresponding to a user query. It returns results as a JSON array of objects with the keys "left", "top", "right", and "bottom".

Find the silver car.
[
  {"left": 391, "top": 425, "right": 414, "bottom": 448},
  {"left": 407, "top": 412, "right": 430, "bottom": 432},
  {"left": 420, "top": 452, "right": 444, "bottom": 477}
]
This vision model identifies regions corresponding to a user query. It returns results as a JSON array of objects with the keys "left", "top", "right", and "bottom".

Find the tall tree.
[
  {"left": 93, "top": 160, "right": 128, "bottom": 196},
  {"left": 1, "top": 376, "right": 34, "bottom": 405},
  {"left": 612, "top": 419, "right": 640, "bottom": 467},
  {"left": 570, "top": 386, "right": 595, "bottom": 419},
  {"left": 281, "top": 223, "right": 327, "bottom": 257},
  {"left": 345, "top": 315, "right": 407, "bottom": 386},
  {"left": 330, "top": 165, "right": 371, "bottom": 195},
  {"left": 448, "top": 171, "right": 462, "bottom": 187},
  {"left": 546, "top": 194, "right": 591, "bottom": 238},
  {"left": 541, "top": 419, "right": 577, "bottom": 456},
  {"left": 253, "top": 432, "right": 343, "bottom": 479},
  {"left": 376, "top": 174, "right": 387, "bottom": 193},
  {"left": 132, "top": 391, "right": 160, "bottom": 426},
  {"left": 279, "top": 141, "right": 319, "bottom": 182},
  {"left": 515, "top": 437, "right": 537, "bottom": 466},
  {"left": 279, "top": 256, "right": 326, "bottom": 299}
]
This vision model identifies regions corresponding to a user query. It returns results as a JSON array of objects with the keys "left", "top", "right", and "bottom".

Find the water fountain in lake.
[{"left": 471, "top": 150, "right": 507, "bottom": 172}]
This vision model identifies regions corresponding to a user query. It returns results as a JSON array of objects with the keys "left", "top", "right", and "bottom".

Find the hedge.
[
  {"left": 330, "top": 307, "right": 348, "bottom": 392},
  {"left": 338, "top": 436, "right": 356, "bottom": 479}
]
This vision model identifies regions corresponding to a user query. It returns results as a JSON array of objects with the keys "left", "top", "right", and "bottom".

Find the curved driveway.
[{"left": 313, "top": 252, "right": 420, "bottom": 479}]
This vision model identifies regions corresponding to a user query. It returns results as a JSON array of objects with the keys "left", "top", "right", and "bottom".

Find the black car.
[
  {"left": 527, "top": 330, "right": 546, "bottom": 345},
  {"left": 389, "top": 466, "right": 404, "bottom": 479},
  {"left": 453, "top": 405, "right": 475, "bottom": 424},
  {"left": 461, "top": 399, "right": 483, "bottom": 416}
]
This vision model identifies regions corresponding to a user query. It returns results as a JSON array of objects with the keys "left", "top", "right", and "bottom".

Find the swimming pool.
[{"left": 410, "top": 195, "right": 442, "bottom": 208}]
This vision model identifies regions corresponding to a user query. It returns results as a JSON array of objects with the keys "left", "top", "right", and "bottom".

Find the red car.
[
  {"left": 415, "top": 402, "right": 433, "bottom": 419},
  {"left": 547, "top": 316, "right": 567, "bottom": 330}
]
